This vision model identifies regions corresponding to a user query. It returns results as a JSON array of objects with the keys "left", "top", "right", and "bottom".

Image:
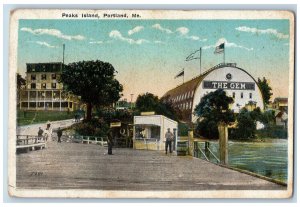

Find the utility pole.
[
  {"left": 63, "top": 44, "right": 65, "bottom": 65},
  {"left": 199, "top": 47, "right": 202, "bottom": 75},
  {"left": 130, "top": 94, "right": 134, "bottom": 109}
]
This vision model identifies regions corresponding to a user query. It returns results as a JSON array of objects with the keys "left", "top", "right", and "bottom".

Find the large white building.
[
  {"left": 162, "top": 63, "right": 264, "bottom": 123},
  {"left": 19, "top": 62, "right": 80, "bottom": 111}
]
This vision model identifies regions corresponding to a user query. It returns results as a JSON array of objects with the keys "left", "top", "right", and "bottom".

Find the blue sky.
[{"left": 17, "top": 19, "right": 290, "bottom": 101}]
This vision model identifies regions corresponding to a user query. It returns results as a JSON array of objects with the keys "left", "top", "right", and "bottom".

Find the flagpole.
[
  {"left": 63, "top": 44, "right": 65, "bottom": 65},
  {"left": 200, "top": 47, "right": 202, "bottom": 75},
  {"left": 223, "top": 43, "right": 225, "bottom": 64}
]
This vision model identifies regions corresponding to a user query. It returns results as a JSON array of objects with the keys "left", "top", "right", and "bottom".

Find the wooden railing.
[
  {"left": 70, "top": 135, "right": 108, "bottom": 146},
  {"left": 16, "top": 135, "right": 47, "bottom": 153},
  {"left": 194, "top": 141, "right": 220, "bottom": 163}
]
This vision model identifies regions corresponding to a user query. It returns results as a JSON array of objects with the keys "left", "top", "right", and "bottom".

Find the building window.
[
  {"left": 241, "top": 92, "right": 243, "bottom": 99},
  {"left": 41, "top": 83, "right": 46, "bottom": 89},
  {"left": 31, "top": 83, "right": 36, "bottom": 89},
  {"left": 232, "top": 92, "right": 235, "bottom": 98},
  {"left": 31, "top": 74, "right": 36, "bottom": 80},
  {"left": 41, "top": 74, "right": 47, "bottom": 80},
  {"left": 52, "top": 74, "right": 56, "bottom": 80},
  {"left": 249, "top": 93, "right": 252, "bottom": 99},
  {"left": 51, "top": 83, "right": 56, "bottom": 89}
]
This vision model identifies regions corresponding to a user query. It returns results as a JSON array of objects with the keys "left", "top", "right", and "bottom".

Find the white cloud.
[
  {"left": 128, "top": 26, "right": 144, "bottom": 36},
  {"left": 176, "top": 27, "right": 189, "bottom": 35},
  {"left": 21, "top": 27, "right": 85, "bottom": 40},
  {"left": 202, "top": 38, "right": 253, "bottom": 51},
  {"left": 176, "top": 26, "right": 207, "bottom": 42},
  {"left": 152, "top": 24, "right": 173, "bottom": 34},
  {"left": 109, "top": 30, "right": 149, "bottom": 45},
  {"left": 235, "top": 26, "right": 289, "bottom": 39},
  {"left": 186, "top": 35, "right": 207, "bottom": 42},
  {"left": 154, "top": 40, "right": 166, "bottom": 45},
  {"left": 89, "top": 41, "right": 104, "bottom": 44},
  {"left": 35, "top": 41, "right": 56, "bottom": 48}
]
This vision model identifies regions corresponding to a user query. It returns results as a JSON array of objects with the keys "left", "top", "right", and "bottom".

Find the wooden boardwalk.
[{"left": 16, "top": 141, "right": 286, "bottom": 191}]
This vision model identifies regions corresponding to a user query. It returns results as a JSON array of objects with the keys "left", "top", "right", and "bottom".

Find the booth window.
[
  {"left": 150, "top": 126, "right": 160, "bottom": 139},
  {"left": 135, "top": 125, "right": 161, "bottom": 140}
]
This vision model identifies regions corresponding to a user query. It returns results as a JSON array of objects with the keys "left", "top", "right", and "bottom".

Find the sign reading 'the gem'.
[{"left": 203, "top": 81, "right": 255, "bottom": 90}]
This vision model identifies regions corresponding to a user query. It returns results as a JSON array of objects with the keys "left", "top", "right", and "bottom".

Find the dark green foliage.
[
  {"left": 97, "top": 108, "right": 133, "bottom": 123},
  {"left": 257, "top": 77, "right": 273, "bottom": 106},
  {"left": 232, "top": 108, "right": 257, "bottom": 139},
  {"left": 194, "top": 89, "right": 235, "bottom": 139},
  {"left": 196, "top": 119, "right": 219, "bottom": 139},
  {"left": 259, "top": 110, "right": 276, "bottom": 127},
  {"left": 178, "top": 122, "right": 189, "bottom": 136},
  {"left": 73, "top": 118, "right": 109, "bottom": 137},
  {"left": 135, "top": 93, "right": 159, "bottom": 112},
  {"left": 256, "top": 125, "right": 287, "bottom": 139},
  {"left": 60, "top": 60, "right": 123, "bottom": 120},
  {"left": 17, "top": 73, "right": 26, "bottom": 90},
  {"left": 135, "top": 93, "right": 179, "bottom": 121}
]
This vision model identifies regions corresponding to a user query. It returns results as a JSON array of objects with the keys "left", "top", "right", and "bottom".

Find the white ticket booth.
[{"left": 133, "top": 115, "right": 178, "bottom": 151}]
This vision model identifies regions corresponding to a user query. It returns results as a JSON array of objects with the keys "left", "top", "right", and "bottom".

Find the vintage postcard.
[{"left": 8, "top": 9, "right": 294, "bottom": 198}]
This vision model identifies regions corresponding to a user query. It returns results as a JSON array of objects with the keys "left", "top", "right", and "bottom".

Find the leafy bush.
[
  {"left": 256, "top": 126, "right": 287, "bottom": 139},
  {"left": 230, "top": 109, "right": 257, "bottom": 139},
  {"left": 72, "top": 118, "right": 109, "bottom": 137},
  {"left": 178, "top": 122, "right": 189, "bottom": 136}
]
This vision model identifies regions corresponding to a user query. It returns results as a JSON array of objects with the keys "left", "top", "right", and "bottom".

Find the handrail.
[
  {"left": 194, "top": 140, "right": 221, "bottom": 163},
  {"left": 207, "top": 147, "right": 220, "bottom": 163},
  {"left": 198, "top": 147, "right": 209, "bottom": 161}
]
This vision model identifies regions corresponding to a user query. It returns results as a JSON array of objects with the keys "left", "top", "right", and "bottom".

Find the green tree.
[
  {"left": 232, "top": 108, "right": 261, "bottom": 139},
  {"left": 258, "top": 77, "right": 273, "bottom": 106},
  {"left": 16, "top": 73, "right": 26, "bottom": 90},
  {"left": 194, "top": 89, "right": 235, "bottom": 139},
  {"left": 16, "top": 73, "right": 26, "bottom": 106},
  {"left": 135, "top": 93, "right": 159, "bottom": 112},
  {"left": 60, "top": 60, "right": 123, "bottom": 120},
  {"left": 135, "top": 93, "right": 179, "bottom": 121}
]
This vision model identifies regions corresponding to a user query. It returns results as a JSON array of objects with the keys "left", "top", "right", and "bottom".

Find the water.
[{"left": 197, "top": 139, "right": 288, "bottom": 183}]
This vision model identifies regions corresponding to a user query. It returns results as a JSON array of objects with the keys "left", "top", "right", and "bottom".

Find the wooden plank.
[{"left": 16, "top": 142, "right": 286, "bottom": 191}]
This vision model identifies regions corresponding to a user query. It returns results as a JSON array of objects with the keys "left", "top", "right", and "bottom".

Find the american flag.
[{"left": 214, "top": 43, "right": 225, "bottom": 54}]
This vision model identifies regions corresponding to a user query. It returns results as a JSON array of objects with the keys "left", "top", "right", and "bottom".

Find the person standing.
[
  {"left": 107, "top": 129, "right": 114, "bottom": 155},
  {"left": 37, "top": 127, "right": 44, "bottom": 142},
  {"left": 44, "top": 121, "right": 52, "bottom": 142},
  {"left": 57, "top": 127, "right": 63, "bottom": 143},
  {"left": 165, "top": 128, "right": 174, "bottom": 154}
]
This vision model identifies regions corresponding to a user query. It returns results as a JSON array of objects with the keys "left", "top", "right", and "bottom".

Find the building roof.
[
  {"left": 161, "top": 63, "right": 260, "bottom": 122},
  {"left": 26, "top": 62, "right": 63, "bottom": 73},
  {"left": 162, "top": 63, "right": 240, "bottom": 99},
  {"left": 273, "top": 97, "right": 288, "bottom": 103}
]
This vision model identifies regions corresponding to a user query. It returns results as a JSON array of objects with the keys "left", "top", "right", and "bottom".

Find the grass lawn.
[{"left": 17, "top": 110, "right": 76, "bottom": 126}]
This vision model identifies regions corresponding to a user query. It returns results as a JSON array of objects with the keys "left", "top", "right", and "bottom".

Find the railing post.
[
  {"left": 218, "top": 122, "right": 228, "bottom": 165},
  {"left": 188, "top": 130, "right": 194, "bottom": 156},
  {"left": 205, "top": 141, "right": 210, "bottom": 160}
]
